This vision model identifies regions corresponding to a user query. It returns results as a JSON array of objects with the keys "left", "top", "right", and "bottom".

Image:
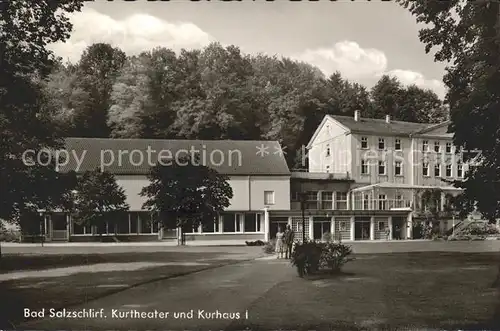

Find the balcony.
[{"left": 352, "top": 199, "right": 412, "bottom": 211}]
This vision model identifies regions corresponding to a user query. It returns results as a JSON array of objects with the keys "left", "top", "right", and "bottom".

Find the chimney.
[
  {"left": 385, "top": 114, "right": 391, "bottom": 124},
  {"left": 354, "top": 110, "right": 360, "bottom": 122}
]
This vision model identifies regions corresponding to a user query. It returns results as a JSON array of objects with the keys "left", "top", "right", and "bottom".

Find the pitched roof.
[
  {"left": 59, "top": 138, "right": 291, "bottom": 176},
  {"left": 327, "top": 115, "right": 431, "bottom": 136},
  {"left": 411, "top": 121, "right": 452, "bottom": 138}
]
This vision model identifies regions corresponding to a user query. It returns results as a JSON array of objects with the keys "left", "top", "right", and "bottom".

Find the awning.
[{"left": 350, "top": 182, "right": 463, "bottom": 193}]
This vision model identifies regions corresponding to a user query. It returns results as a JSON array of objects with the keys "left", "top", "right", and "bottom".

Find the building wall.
[
  {"left": 411, "top": 137, "right": 463, "bottom": 186},
  {"left": 351, "top": 133, "right": 412, "bottom": 185},
  {"left": 115, "top": 174, "right": 289, "bottom": 212},
  {"left": 308, "top": 118, "right": 351, "bottom": 173}
]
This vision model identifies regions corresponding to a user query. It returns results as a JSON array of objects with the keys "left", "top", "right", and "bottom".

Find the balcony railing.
[{"left": 352, "top": 199, "right": 411, "bottom": 211}]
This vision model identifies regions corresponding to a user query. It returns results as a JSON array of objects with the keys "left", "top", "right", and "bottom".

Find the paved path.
[
  {"left": 19, "top": 258, "right": 293, "bottom": 330},
  {"left": 4, "top": 240, "right": 500, "bottom": 256}
]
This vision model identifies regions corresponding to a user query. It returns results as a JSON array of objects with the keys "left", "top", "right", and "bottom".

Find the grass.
[
  {"left": 0, "top": 251, "right": 250, "bottom": 329},
  {"left": 227, "top": 252, "right": 500, "bottom": 330}
]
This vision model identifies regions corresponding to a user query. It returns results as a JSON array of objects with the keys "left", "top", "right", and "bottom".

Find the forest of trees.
[{"left": 43, "top": 42, "right": 448, "bottom": 168}]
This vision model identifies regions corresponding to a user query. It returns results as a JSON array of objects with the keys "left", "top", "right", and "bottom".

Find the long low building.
[{"left": 17, "top": 137, "right": 419, "bottom": 244}]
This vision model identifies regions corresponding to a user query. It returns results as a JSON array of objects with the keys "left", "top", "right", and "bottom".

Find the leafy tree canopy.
[
  {"left": 140, "top": 155, "right": 233, "bottom": 231},
  {"left": 398, "top": 0, "right": 500, "bottom": 221}
]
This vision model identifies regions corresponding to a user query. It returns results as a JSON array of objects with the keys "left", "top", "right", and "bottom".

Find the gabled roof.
[
  {"left": 328, "top": 115, "right": 431, "bottom": 136},
  {"left": 59, "top": 138, "right": 291, "bottom": 176},
  {"left": 306, "top": 115, "right": 349, "bottom": 148}
]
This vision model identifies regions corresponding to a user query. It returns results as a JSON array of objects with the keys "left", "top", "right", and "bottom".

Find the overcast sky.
[{"left": 49, "top": 0, "right": 447, "bottom": 99}]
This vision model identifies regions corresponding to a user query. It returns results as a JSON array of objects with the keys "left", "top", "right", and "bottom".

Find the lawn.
[
  {"left": 0, "top": 250, "right": 254, "bottom": 329},
  {"left": 227, "top": 252, "right": 500, "bottom": 330}
]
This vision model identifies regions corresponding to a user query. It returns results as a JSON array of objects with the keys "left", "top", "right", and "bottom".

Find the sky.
[{"left": 49, "top": 0, "right": 448, "bottom": 99}]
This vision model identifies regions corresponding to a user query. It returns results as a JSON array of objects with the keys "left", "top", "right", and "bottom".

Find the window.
[
  {"left": 326, "top": 165, "right": 330, "bottom": 173},
  {"left": 457, "top": 163, "right": 463, "bottom": 178},
  {"left": 202, "top": 217, "right": 219, "bottom": 233},
  {"left": 361, "top": 136, "right": 368, "bottom": 149},
  {"left": 378, "top": 221, "right": 386, "bottom": 231},
  {"left": 326, "top": 145, "right": 330, "bottom": 157},
  {"left": 434, "top": 141, "right": 440, "bottom": 153},
  {"left": 378, "top": 138, "right": 385, "bottom": 150},
  {"left": 116, "top": 219, "right": 129, "bottom": 234},
  {"left": 313, "top": 221, "right": 331, "bottom": 240},
  {"left": 130, "top": 214, "right": 138, "bottom": 234},
  {"left": 378, "top": 161, "right": 386, "bottom": 175},
  {"left": 395, "top": 194, "right": 404, "bottom": 208},
  {"left": 362, "top": 194, "right": 369, "bottom": 210},
  {"left": 336, "top": 192, "right": 348, "bottom": 210},
  {"left": 264, "top": 191, "right": 275, "bottom": 205},
  {"left": 446, "top": 142, "right": 452, "bottom": 153},
  {"left": 244, "top": 213, "right": 261, "bottom": 232},
  {"left": 339, "top": 222, "right": 347, "bottom": 231},
  {"left": 423, "top": 163, "right": 429, "bottom": 176},
  {"left": 96, "top": 221, "right": 108, "bottom": 235},
  {"left": 395, "top": 139, "right": 402, "bottom": 151},
  {"left": 361, "top": 159, "right": 369, "bottom": 175},
  {"left": 446, "top": 164, "right": 452, "bottom": 177},
  {"left": 222, "top": 213, "right": 237, "bottom": 232},
  {"left": 394, "top": 161, "right": 403, "bottom": 176},
  {"left": 72, "top": 219, "right": 92, "bottom": 235},
  {"left": 422, "top": 140, "right": 429, "bottom": 152},
  {"left": 306, "top": 191, "right": 319, "bottom": 209},
  {"left": 378, "top": 194, "right": 387, "bottom": 210},
  {"left": 321, "top": 192, "right": 333, "bottom": 209},
  {"left": 434, "top": 164, "right": 441, "bottom": 177}
]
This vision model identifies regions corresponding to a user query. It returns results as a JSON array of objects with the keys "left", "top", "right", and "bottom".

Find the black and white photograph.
[{"left": 2, "top": 0, "right": 500, "bottom": 330}]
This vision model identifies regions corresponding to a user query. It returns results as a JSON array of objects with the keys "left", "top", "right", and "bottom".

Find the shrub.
[
  {"left": 291, "top": 240, "right": 324, "bottom": 277},
  {"left": 321, "top": 232, "right": 333, "bottom": 242},
  {"left": 263, "top": 240, "right": 276, "bottom": 254},
  {"left": 0, "top": 227, "right": 21, "bottom": 242},
  {"left": 320, "top": 242, "right": 354, "bottom": 274},
  {"left": 245, "top": 240, "right": 265, "bottom": 246}
]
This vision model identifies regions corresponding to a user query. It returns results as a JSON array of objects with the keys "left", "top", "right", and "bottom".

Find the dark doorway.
[
  {"left": 270, "top": 217, "right": 288, "bottom": 239},
  {"left": 392, "top": 216, "right": 406, "bottom": 239},
  {"left": 355, "top": 217, "right": 370, "bottom": 240}
]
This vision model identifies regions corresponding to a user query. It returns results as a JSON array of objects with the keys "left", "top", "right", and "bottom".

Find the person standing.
[
  {"left": 284, "top": 224, "right": 295, "bottom": 259},
  {"left": 275, "top": 226, "right": 285, "bottom": 259}
]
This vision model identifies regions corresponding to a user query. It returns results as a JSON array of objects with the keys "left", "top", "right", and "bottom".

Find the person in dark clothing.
[
  {"left": 284, "top": 225, "right": 295, "bottom": 259},
  {"left": 394, "top": 225, "right": 401, "bottom": 240}
]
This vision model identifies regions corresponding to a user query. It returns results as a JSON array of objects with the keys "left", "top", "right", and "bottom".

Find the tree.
[
  {"left": 0, "top": 0, "right": 84, "bottom": 223},
  {"left": 71, "top": 43, "right": 126, "bottom": 137},
  {"left": 140, "top": 155, "right": 233, "bottom": 244},
  {"left": 73, "top": 169, "right": 129, "bottom": 237},
  {"left": 398, "top": 0, "right": 500, "bottom": 222}
]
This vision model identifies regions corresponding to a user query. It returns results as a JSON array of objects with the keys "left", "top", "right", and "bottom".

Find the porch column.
[
  {"left": 388, "top": 216, "right": 393, "bottom": 240},
  {"left": 347, "top": 192, "right": 351, "bottom": 210},
  {"left": 440, "top": 191, "right": 445, "bottom": 211},
  {"left": 288, "top": 216, "right": 292, "bottom": 227},
  {"left": 332, "top": 192, "right": 337, "bottom": 210},
  {"left": 370, "top": 216, "right": 375, "bottom": 240},
  {"left": 308, "top": 216, "right": 314, "bottom": 240},
  {"left": 66, "top": 213, "right": 70, "bottom": 240},
  {"left": 263, "top": 208, "right": 270, "bottom": 242},
  {"left": 331, "top": 216, "right": 336, "bottom": 240},
  {"left": 350, "top": 216, "right": 355, "bottom": 241},
  {"left": 406, "top": 213, "right": 413, "bottom": 239}
]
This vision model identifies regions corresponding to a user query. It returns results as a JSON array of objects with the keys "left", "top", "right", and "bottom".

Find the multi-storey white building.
[{"left": 307, "top": 111, "right": 466, "bottom": 237}]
